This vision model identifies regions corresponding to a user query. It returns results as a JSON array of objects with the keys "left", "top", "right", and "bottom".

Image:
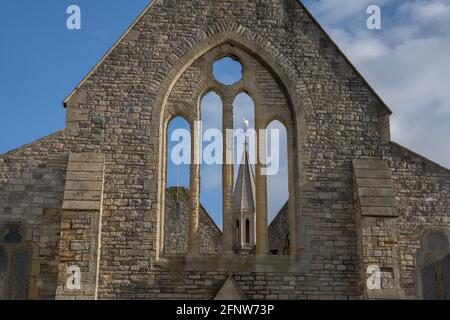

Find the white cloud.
[{"left": 303, "top": 0, "right": 450, "bottom": 168}]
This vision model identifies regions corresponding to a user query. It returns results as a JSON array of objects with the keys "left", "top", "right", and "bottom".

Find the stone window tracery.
[
  {"left": 417, "top": 230, "right": 450, "bottom": 300},
  {"left": 0, "top": 225, "right": 31, "bottom": 300},
  {"left": 161, "top": 43, "right": 299, "bottom": 260}
]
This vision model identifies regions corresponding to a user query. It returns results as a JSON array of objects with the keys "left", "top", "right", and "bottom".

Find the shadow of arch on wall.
[{"left": 153, "top": 29, "right": 309, "bottom": 261}]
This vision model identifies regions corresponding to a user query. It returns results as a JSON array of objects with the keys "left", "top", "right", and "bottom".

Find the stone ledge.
[{"left": 155, "top": 254, "right": 310, "bottom": 274}]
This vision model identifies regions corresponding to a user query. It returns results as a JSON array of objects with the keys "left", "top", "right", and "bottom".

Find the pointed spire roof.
[{"left": 233, "top": 143, "right": 256, "bottom": 213}]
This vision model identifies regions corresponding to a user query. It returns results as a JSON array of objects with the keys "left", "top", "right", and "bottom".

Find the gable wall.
[
  {"left": 0, "top": 132, "right": 68, "bottom": 299},
  {"left": 1, "top": 0, "right": 447, "bottom": 300},
  {"left": 62, "top": 0, "right": 390, "bottom": 299},
  {"left": 385, "top": 144, "right": 450, "bottom": 298}
]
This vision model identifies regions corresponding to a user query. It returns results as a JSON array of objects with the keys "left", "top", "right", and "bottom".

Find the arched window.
[
  {"left": 159, "top": 43, "right": 298, "bottom": 259},
  {"left": 442, "top": 255, "right": 450, "bottom": 300},
  {"left": 164, "top": 117, "right": 191, "bottom": 255},
  {"left": 236, "top": 220, "right": 240, "bottom": 244},
  {"left": 0, "top": 248, "right": 6, "bottom": 300},
  {"left": 266, "top": 120, "right": 289, "bottom": 224},
  {"left": 166, "top": 116, "right": 191, "bottom": 190},
  {"left": 245, "top": 219, "right": 250, "bottom": 244},
  {"left": 0, "top": 225, "right": 31, "bottom": 300},
  {"left": 232, "top": 92, "right": 257, "bottom": 253},
  {"left": 200, "top": 91, "right": 223, "bottom": 229},
  {"left": 417, "top": 231, "right": 450, "bottom": 300},
  {"left": 233, "top": 92, "right": 256, "bottom": 180},
  {"left": 10, "top": 250, "right": 30, "bottom": 300},
  {"left": 266, "top": 120, "right": 289, "bottom": 255}
]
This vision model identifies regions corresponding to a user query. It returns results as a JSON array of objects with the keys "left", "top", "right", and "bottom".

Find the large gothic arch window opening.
[{"left": 160, "top": 43, "right": 299, "bottom": 259}]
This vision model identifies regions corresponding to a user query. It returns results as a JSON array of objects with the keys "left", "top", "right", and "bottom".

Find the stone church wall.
[
  {"left": 387, "top": 143, "right": 450, "bottom": 298},
  {"left": 0, "top": 0, "right": 448, "bottom": 300},
  {"left": 0, "top": 131, "right": 68, "bottom": 299},
  {"left": 268, "top": 202, "right": 289, "bottom": 255},
  {"left": 164, "top": 187, "right": 222, "bottom": 255}
]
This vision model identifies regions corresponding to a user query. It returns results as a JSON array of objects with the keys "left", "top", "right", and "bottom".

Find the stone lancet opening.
[
  {"left": 200, "top": 91, "right": 223, "bottom": 230},
  {"left": 266, "top": 120, "right": 290, "bottom": 256}
]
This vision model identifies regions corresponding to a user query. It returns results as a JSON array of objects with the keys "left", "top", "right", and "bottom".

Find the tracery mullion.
[
  {"left": 222, "top": 94, "right": 234, "bottom": 254},
  {"left": 188, "top": 115, "right": 201, "bottom": 256}
]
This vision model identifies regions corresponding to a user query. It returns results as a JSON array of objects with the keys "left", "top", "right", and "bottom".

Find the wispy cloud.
[{"left": 303, "top": 0, "right": 450, "bottom": 168}]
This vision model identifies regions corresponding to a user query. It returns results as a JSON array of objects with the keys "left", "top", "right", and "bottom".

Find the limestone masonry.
[{"left": 0, "top": 0, "right": 449, "bottom": 300}]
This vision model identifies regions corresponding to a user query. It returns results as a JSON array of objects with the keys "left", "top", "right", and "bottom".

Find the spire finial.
[
  {"left": 243, "top": 118, "right": 250, "bottom": 146},
  {"left": 243, "top": 118, "right": 249, "bottom": 133}
]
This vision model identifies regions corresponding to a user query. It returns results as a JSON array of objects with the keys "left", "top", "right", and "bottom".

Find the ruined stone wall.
[
  {"left": 103, "top": 271, "right": 355, "bottom": 300},
  {"left": 386, "top": 143, "right": 450, "bottom": 298},
  {"left": 0, "top": 0, "right": 447, "bottom": 300},
  {"left": 268, "top": 202, "right": 289, "bottom": 255},
  {"left": 60, "top": 0, "right": 390, "bottom": 299},
  {"left": 0, "top": 131, "right": 68, "bottom": 299},
  {"left": 164, "top": 187, "right": 222, "bottom": 255}
]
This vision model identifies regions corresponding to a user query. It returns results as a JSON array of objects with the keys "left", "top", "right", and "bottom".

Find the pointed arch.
[
  {"left": 233, "top": 92, "right": 256, "bottom": 183},
  {"left": 266, "top": 120, "right": 289, "bottom": 224},
  {"left": 200, "top": 91, "right": 223, "bottom": 229},
  {"left": 416, "top": 229, "right": 450, "bottom": 300},
  {"left": 163, "top": 116, "right": 192, "bottom": 255},
  {"left": 0, "top": 224, "right": 32, "bottom": 300},
  {"left": 245, "top": 219, "right": 250, "bottom": 244},
  {"left": 154, "top": 30, "right": 306, "bottom": 259}
]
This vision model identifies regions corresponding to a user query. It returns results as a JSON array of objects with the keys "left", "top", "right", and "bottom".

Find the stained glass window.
[
  {"left": 10, "top": 250, "right": 30, "bottom": 300},
  {"left": 0, "top": 225, "right": 31, "bottom": 300},
  {"left": 421, "top": 263, "right": 438, "bottom": 300},
  {"left": 3, "top": 226, "right": 22, "bottom": 243},
  {"left": 0, "top": 249, "right": 6, "bottom": 300},
  {"left": 442, "top": 255, "right": 450, "bottom": 300}
]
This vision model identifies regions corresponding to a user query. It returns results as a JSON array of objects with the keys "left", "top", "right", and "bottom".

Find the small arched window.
[
  {"left": 0, "top": 225, "right": 31, "bottom": 300},
  {"left": 236, "top": 220, "right": 240, "bottom": 244},
  {"left": 417, "top": 231, "right": 450, "bottom": 300},
  {"left": 245, "top": 219, "right": 250, "bottom": 244},
  {"left": 0, "top": 248, "right": 6, "bottom": 300}
]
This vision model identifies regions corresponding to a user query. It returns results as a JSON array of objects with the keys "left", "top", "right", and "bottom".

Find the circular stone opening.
[{"left": 212, "top": 56, "right": 243, "bottom": 86}]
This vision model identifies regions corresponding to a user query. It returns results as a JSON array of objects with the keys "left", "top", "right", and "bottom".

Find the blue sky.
[
  {"left": 302, "top": 0, "right": 450, "bottom": 169},
  {"left": 0, "top": 0, "right": 150, "bottom": 153},
  {"left": 1, "top": 1, "right": 449, "bottom": 228},
  {"left": 167, "top": 88, "right": 289, "bottom": 228}
]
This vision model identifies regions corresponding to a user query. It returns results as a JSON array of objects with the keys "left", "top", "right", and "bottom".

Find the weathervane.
[
  {"left": 243, "top": 118, "right": 249, "bottom": 133},
  {"left": 243, "top": 118, "right": 250, "bottom": 147}
]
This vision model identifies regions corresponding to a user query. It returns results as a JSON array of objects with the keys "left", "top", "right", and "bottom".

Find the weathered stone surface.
[
  {"left": 0, "top": 0, "right": 448, "bottom": 300},
  {"left": 353, "top": 159, "right": 399, "bottom": 218},
  {"left": 164, "top": 187, "right": 222, "bottom": 255}
]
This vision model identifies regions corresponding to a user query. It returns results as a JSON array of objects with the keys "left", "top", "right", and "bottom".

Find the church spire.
[
  {"left": 232, "top": 119, "right": 256, "bottom": 253},
  {"left": 233, "top": 143, "right": 256, "bottom": 213}
]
